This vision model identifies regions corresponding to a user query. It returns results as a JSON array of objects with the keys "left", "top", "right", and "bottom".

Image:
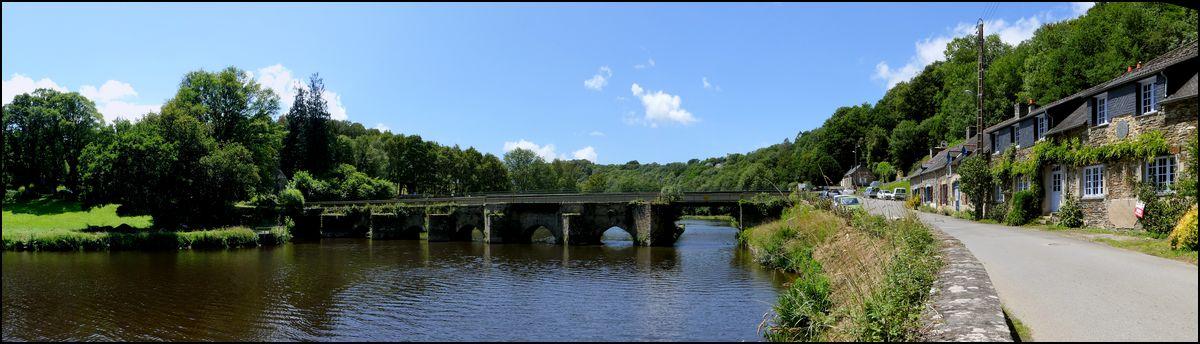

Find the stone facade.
[{"left": 1059, "top": 100, "right": 1197, "bottom": 229}]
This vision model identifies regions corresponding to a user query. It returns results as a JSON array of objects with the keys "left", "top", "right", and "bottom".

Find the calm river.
[{"left": 2, "top": 220, "right": 787, "bottom": 341}]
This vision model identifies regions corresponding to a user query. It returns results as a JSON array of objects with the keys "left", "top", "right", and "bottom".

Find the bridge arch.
[{"left": 600, "top": 226, "right": 635, "bottom": 246}]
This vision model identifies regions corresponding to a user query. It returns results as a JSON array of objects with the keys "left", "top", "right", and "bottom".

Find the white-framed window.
[
  {"left": 1140, "top": 77, "right": 1160, "bottom": 115},
  {"left": 1083, "top": 165, "right": 1105, "bottom": 197},
  {"left": 994, "top": 184, "right": 1004, "bottom": 202},
  {"left": 1036, "top": 114, "right": 1047, "bottom": 139},
  {"left": 1094, "top": 95, "right": 1108, "bottom": 125},
  {"left": 1012, "top": 124, "right": 1020, "bottom": 147},
  {"left": 1146, "top": 155, "right": 1177, "bottom": 191},
  {"left": 1016, "top": 176, "right": 1031, "bottom": 192}
]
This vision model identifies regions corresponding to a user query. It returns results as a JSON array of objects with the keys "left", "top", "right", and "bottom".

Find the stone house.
[
  {"left": 907, "top": 135, "right": 979, "bottom": 213},
  {"left": 982, "top": 40, "right": 1197, "bottom": 229},
  {"left": 840, "top": 164, "right": 874, "bottom": 189}
]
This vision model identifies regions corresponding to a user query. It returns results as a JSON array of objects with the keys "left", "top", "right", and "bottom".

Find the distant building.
[
  {"left": 906, "top": 133, "right": 979, "bottom": 213},
  {"left": 840, "top": 164, "right": 874, "bottom": 189}
]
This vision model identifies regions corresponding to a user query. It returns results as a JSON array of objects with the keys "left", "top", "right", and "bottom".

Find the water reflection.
[{"left": 3, "top": 220, "right": 788, "bottom": 341}]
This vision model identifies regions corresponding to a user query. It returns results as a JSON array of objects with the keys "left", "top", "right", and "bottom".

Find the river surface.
[{"left": 2, "top": 220, "right": 788, "bottom": 341}]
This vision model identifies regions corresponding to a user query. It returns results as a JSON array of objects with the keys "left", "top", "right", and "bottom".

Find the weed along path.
[{"left": 864, "top": 199, "right": 1199, "bottom": 341}]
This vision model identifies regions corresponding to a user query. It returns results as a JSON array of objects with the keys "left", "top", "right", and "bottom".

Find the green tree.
[
  {"left": 957, "top": 155, "right": 992, "bottom": 220},
  {"left": 280, "top": 74, "right": 334, "bottom": 176},
  {"left": 2, "top": 89, "right": 104, "bottom": 193}
]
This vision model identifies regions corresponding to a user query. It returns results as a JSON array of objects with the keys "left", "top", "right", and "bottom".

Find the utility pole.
[{"left": 976, "top": 18, "right": 988, "bottom": 219}]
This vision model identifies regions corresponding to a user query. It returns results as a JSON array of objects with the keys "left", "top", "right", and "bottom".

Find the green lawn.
[
  {"left": 2, "top": 197, "right": 152, "bottom": 237},
  {"left": 879, "top": 179, "right": 911, "bottom": 192}
]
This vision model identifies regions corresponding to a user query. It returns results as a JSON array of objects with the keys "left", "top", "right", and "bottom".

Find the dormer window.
[
  {"left": 1036, "top": 114, "right": 1047, "bottom": 139},
  {"left": 1012, "top": 124, "right": 1020, "bottom": 147},
  {"left": 1094, "top": 94, "right": 1108, "bottom": 125},
  {"left": 1140, "top": 77, "right": 1160, "bottom": 115}
]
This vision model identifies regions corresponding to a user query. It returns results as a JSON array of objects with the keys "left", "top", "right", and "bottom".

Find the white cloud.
[
  {"left": 254, "top": 64, "right": 348, "bottom": 120},
  {"left": 702, "top": 76, "right": 721, "bottom": 91},
  {"left": 634, "top": 58, "right": 656, "bottom": 69},
  {"left": 2, "top": 74, "right": 68, "bottom": 104},
  {"left": 1071, "top": 2, "right": 1095, "bottom": 17},
  {"left": 503, "top": 139, "right": 560, "bottom": 161},
  {"left": 583, "top": 66, "right": 613, "bottom": 91},
  {"left": 79, "top": 80, "right": 138, "bottom": 102},
  {"left": 873, "top": 7, "right": 1089, "bottom": 89},
  {"left": 572, "top": 146, "right": 597, "bottom": 162},
  {"left": 588, "top": 131, "right": 605, "bottom": 137},
  {"left": 77, "top": 79, "right": 160, "bottom": 122},
  {"left": 503, "top": 139, "right": 596, "bottom": 162},
  {"left": 629, "top": 83, "right": 697, "bottom": 127},
  {"left": 4, "top": 75, "right": 159, "bottom": 122},
  {"left": 95, "top": 100, "right": 160, "bottom": 122},
  {"left": 374, "top": 123, "right": 390, "bottom": 132}
]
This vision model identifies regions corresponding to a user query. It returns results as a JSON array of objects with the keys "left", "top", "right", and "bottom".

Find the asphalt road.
[{"left": 863, "top": 198, "right": 1199, "bottom": 342}]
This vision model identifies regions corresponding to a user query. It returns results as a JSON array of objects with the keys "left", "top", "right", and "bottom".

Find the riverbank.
[
  {"left": 3, "top": 197, "right": 290, "bottom": 251},
  {"left": 742, "top": 201, "right": 941, "bottom": 341}
]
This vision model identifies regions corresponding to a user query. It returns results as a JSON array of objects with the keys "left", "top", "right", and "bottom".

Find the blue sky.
[{"left": 2, "top": 2, "right": 1093, "bottom": 164}]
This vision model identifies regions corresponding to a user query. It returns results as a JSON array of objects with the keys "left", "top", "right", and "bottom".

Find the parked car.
[
  {"left": 879, "top": 190, "right": 894, "bottom": 200},
  {"left": 841, "top": 188, "right": 855, "bottom": 195},
  {"left": 865, "top": 187, "right": 879, "bottom": 198},
  {"left": 892, "top": 188, "right": 908, "bottom": 201},
  {"left": 836, "top": 195, "right": 863, "bottom": 211}
]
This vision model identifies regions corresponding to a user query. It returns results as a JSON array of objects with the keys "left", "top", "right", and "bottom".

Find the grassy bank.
[
  {"left": 3, "top": 197, "right": 290, "bottom": 251},
  {"left": 742, "top": 202, "right": 941, "bottom": 341},
  {"left": 680, "top": 214, "right": 738, "bottom": 227}
]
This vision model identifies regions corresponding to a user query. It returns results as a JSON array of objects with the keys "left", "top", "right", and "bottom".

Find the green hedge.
[{"left": 3, "top": 227, "right": 285, "bottom": 251}]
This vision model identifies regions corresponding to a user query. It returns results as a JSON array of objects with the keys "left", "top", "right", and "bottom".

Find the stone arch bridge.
[{"left": 291, "top": 192, "right": 787, "bottom": 246}]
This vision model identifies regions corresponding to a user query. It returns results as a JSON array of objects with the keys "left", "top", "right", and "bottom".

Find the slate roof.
[
  {"left": 1163, "top": 72, "right": 1198, "bottom": 104},
  {"left": 1012, "top": 40, "right": 1198, "bottom": 137},
  {"left": 907, "top": 137, "right": 979, "bottom": 180},
  {"left": 1042, "top": 101, "right": 1090, "bottom": 136},
  {"left": 843, "top": 164, "right": 865, "bottom": 177}
]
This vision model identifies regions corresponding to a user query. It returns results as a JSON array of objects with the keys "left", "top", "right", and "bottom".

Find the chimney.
[
  {"left": 967, "top": 126, "right": 977, "bottom": 142},
  {"left": 1027, "top": 99, "right": 1037, "bottom": 114},
  {"left": 1127, "top": 65, "right": 1133, "bottom": 73},
  {"left": 1014, "top": 103, "right": 1021, "bottom": 119},
  {"left": 1136, "top": 61, "right": 1143, "bottom": 69}
]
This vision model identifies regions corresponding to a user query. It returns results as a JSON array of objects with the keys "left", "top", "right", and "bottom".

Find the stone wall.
[{"left": 920, "top": 223, "right": 1012, "bottom": 342}]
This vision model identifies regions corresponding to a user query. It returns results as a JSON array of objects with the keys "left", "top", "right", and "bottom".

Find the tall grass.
[{"left": 744, "top": 202, "right": 942, "bottom": 341}]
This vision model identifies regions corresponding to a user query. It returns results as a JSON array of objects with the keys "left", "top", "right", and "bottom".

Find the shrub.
[
  {"left": 905, "top": 195, "right": 920, "bottom": 210},
  {"left": 1057, "top": 190, "right": 1084, "bottom": 228},
  {"left": 1005, "top": 190, "right": 1039, "bottom": 226},
  {"left": 987, "top": 200, "right": 1009, "bottom": 223},
  {"left": 279, "top": 188, "right": 305, "bottom": 209},
  {"left": 1137, "top": 182, "right": 1189, "bottom": 236},
  {"left": 1168, "top": 206, "right": 1198, "bottom": 251}
]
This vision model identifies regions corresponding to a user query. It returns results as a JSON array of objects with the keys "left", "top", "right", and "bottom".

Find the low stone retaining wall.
[{"left": 920, "top": 227, "right": 1013, "bottom": 342}]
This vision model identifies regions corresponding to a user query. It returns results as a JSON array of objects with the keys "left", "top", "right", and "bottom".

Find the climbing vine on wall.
[{"left": 991, "top": 130, "right": 1171, "bottom": 180}]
